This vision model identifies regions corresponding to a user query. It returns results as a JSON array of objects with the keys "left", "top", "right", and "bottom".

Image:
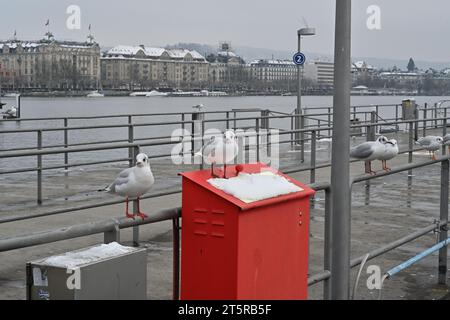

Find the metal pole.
[
  {"left": 438, "top": 160, "right": 449, "bottom": 285},
  {"left": 64, "top": 118, "right": 69, "bottom": 171},
  {"left": 128, "top": 116, "right": 134, "bottom": 167},
  {"left": 330, "top": 0, "right": 352, "bottom": 300},
  {"left": 323, "top": 187, "right": 332, "bottom": 300},
  {"left": 423, "top": 103, "right": 427, "bottom": 137},
  {"left": 296, "top": 32, "right": 302, "bottom": 150},
  {"left": 37, "top": 130, "right": 43, "bottom": 205},
  {"left": 310, "top": 130, "right": 316, "bottom": 184},
  {"left": 132, "top": 145, "right": 140, "bottom": 247},
  {"left": 172, "top": 218, "right": 180, "bottom": 300}
]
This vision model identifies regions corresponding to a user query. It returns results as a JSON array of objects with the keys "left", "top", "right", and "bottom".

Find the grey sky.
[{"left": 1, "top": 0, "right": 449, "bottom": 62}]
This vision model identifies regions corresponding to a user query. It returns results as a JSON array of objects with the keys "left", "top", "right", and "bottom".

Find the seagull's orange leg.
[
  {"left": 383, "top": 160, "right": 391, "bottom": 172},
  {"left": 432, "top": 152, "right": 437, "bottom": 161},
  {"left": 125, "top": 197, "right": 134, "bottom": 219},
  {"left": 136, "top": 197, "right": 148, "bottom": 220},
  {"left": 365, "top": 161, "right": 376, "bottom": 175}
]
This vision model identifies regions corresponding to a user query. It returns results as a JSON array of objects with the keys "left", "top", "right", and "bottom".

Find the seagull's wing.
[
  {"left": 417, "top": 137, "right": 433, "bottom": 146},
  {"left": 107, "top": 167, "right": 133, "bottom": 193},
  {"left": 350, "top": 142, "right": 374, "bottom": 160},
  {"left": 199, "top": 136, "right": 218, "bottom": 158}
]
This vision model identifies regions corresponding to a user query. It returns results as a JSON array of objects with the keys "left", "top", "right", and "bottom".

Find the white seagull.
[
  {"left": 415, "top": 136, "right": 443, "bottom": 160},
  {"left": 378, "top": 138, "right": 399, "bottom": 172},
  {"left": 196, "top": 130, "right": 238, "bottom": 178},
  {"left": 350, "top": 136, "right": 388, "bottom": 175},
  {"left": 443, "top": 134, "right": 450, "bottom": 153},
  {"left": 105, "top": 153, "right": 155, "bottom": 219}
]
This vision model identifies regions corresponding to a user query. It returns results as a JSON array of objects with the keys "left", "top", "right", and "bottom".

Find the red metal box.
[{"left": 180, "top": 163, "right": 315, "bottom": 300}]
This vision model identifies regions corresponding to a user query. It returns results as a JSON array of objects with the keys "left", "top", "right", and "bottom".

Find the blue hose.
[{"left": 386, "top": 237, "right": 450, "bottom": 278}]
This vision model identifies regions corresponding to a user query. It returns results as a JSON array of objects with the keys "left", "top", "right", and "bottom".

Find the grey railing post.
[
  {"left": 395, "top": 104, "right": 399, "bottom": 122},
  {"left": 414, "top": 108, "right": 419, "bottom": 142},
  {"left": 300, "top": 113, "right": 305, "bottom": 163},
  {"left": 104, "top": 221, "right": 120, "bottom": 244},
  {"left": 290, "top": 115, "right": 294, "bottom": 147},
  {"left": 132, "top": 145, "right": 140, "bottom": 247},
  {"left": 200, "top": 120, "right": 205, "bottom": 170},
  {"left": 64, "top": 118, "right": 69, "bottom": 171},
  {"left": 367, "top": 112, "right": 376, "bottom": 141},
  {"left": 172, "top": 217, "right": 180, "bottom": 300},
  {"left": 435, "top": 103, "right": 438, "bottom": 129},
  {"left": 328, "top": 107, "right": 332, "bottom": 137},
  {"left": 226, "top": 111, "right": 230, "bottom": 130},
  {"left": 37, "top": 130, "right": 43, "bottom": 205},
  {"left": 438, "top": 159, "right": 449, "bottom": 285},
  {"left": 323, "top": 187, "right": 332, "bottom": 300},
  {"left": 128, "top": 116, "right": 134, "bottom": 167},
  {"left": 423, "top": 103, "right": 428, "bottom": 137},
  {"left": 310, "top": 130, "right": 316, "bottom": 184},
  {"left": 256, "top": 118, "right": 260, "bottom": 163}
]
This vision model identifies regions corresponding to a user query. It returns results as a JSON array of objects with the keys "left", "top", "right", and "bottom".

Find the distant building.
[
  {"left": 207, "top": 43, "right": 247, "bottom": 86},
  {"left": 0, "top": 34, "right": 100, "bottom": 90},
  {"left": 304, "top": 61, "right": 334, "bottom": 87},
  {"left": 351, "top": 61, "right": 375, "bottom": 83},
  {"left": 249, "top": 59, "right": 297, "bottom": 82},
  {"left": 101, "top": 45, "right": 209, "bottom": 89}
]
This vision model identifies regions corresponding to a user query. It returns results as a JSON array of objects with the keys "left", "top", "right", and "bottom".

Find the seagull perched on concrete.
[
  {"left": 415, "top": 136, "right": 443, "bottom": 160},
  {"left": 104, "top": 153, "right": 154, "bottom": 219},
  {"left": 378, "top": 138, "right": 399, "bottom": 172},
  {"left": 350, "top": 136, "right": 388, "bottom": 175},
  {"left": 196, "top": 130, "right": 238, "bottom": 178},
  {"left": 443, "top": 134, "right": 450, "bottom": 153}
]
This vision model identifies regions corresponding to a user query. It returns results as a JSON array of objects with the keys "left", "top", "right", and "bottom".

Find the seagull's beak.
[{"left": 136, "top": 161, "right": 144, "bottom": 167}]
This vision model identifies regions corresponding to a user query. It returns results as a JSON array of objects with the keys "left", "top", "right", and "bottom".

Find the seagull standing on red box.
[{"left": 196, "top": 130, "right": 239, "bottom": 178}]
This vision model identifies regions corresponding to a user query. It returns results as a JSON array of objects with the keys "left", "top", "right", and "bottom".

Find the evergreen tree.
[{"left": 407, "top": 58, "right": 416, "bottom": 72}]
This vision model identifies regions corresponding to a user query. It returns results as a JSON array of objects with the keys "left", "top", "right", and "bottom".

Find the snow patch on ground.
[
  {"left": 207, "top": 171, "right": 303, "bottom": 203},
  {"left": 42, "top": 242, "right": 136, "bottom": 268}
]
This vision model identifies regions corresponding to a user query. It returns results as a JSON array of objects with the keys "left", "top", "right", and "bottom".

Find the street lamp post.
[{"left": 296, "top": 27, "right": 315, "bottom": 161}]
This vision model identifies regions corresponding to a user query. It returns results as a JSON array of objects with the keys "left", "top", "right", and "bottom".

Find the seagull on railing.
[
  {"left": 350, "top": 136, "right": 388, "bottom": 175},
  {"left": 378, "top": 138, "right": 399, "bottom": 172},
  {"left": 196, "top": 130, "right": 238, "bottom": 178},
  {"left": 102, "top": 153, "right": 154, "bottom": 219},
  {"left": 415, "top": 136, "right": 443, "bottom": 160}
]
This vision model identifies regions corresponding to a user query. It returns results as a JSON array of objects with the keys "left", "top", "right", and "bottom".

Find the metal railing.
[{"left": 1, "top": 104, "right": 450, "bottom": 299}]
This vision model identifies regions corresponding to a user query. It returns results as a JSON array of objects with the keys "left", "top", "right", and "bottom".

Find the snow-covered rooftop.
[
  {"left": 105, "top": 45, "right": 206, "bottom": 61},
  {"left": 249, "top": 59, "right": 295, "bottom": 66}
]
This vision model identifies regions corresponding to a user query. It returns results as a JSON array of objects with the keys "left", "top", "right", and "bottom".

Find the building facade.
[
  {"left": 101, "top": 45, "right": 209, "bottom": 89},
  {"left": 249, "top": 59, "right": 297, "bottom": 82},
  {"left": 0, "top": 37, "right": 100, "bottom": 91},
  {"left": 304, "top": 61, "right": 334, "bottom": 87}
]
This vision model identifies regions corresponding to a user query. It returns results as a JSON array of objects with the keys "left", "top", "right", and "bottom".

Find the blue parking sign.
[{"left": 293, "top": 52, "right": 306, "bottom": 66}]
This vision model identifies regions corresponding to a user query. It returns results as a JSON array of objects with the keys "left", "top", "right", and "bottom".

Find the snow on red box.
[{"left": 179, "top": 163, "right": 315, "bottom": 300}]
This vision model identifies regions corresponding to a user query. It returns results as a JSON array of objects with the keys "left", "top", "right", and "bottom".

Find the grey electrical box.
[
  {"left": 402, "top": 99, "right": 417, "bottom": 120},
  {"left": 26, "top": 243, "right": 147, "bottom": 300}
]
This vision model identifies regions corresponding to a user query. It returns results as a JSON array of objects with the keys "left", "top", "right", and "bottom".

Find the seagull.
[
  {"left": 378, "top": 138, "right": 399, "bottom": 172},
  {"left": 5, "top": 106, "right": 17, "bottom": 118},
  {"left": 415, "top": 136, "right": 443, "bottom": 160},
  {"left": 196, "top": 130, "right": 238, "bottom": 178},
  {"left": 443, "top": 134, "right": 450, "bottom": 153},
  {"left": 350, "top": 136, "right": 388, "bottom": 175},
  {"left": 104, "top": 153, "right": 154, "bottom": 219}
]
